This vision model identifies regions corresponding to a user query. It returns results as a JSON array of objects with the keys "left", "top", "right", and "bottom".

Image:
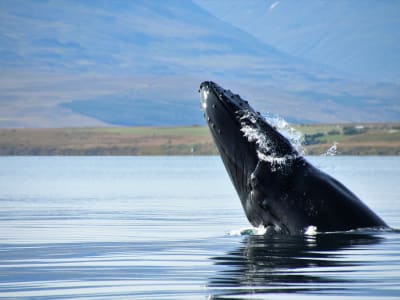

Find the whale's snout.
[
  {"left": 199, "top": 82, "right": 211, "bottom": 112},
  {"left": 199, "top": 81, "right": 251, "bottom": 116}
]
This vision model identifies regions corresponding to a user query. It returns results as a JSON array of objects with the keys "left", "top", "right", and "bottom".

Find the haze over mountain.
[
  {"left": 0, "top": 0, "right": 399, "bottom": 127},
  {"left": 195, "top": 0, "right": 400, "bottom": 83}
]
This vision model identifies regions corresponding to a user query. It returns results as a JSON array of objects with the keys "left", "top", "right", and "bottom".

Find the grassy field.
[
  {"left": 297, "top": 123, "right": 400, "bottom": 155},
  {"left": 0, "top": 123, "right": 399, "bottom": 155}
]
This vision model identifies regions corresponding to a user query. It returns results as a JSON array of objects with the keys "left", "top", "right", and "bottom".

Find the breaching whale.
[{"left": 199, "top": 81, "right": 387, "bottom": 234}]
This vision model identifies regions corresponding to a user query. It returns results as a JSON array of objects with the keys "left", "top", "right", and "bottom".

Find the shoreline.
[{"left": 1, "top": 123, "right": 399, "bottom": 156}]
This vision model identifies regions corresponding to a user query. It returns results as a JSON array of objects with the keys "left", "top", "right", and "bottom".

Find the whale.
[{"left": 199, "top": 81, "right": 387, "bottom": 234}]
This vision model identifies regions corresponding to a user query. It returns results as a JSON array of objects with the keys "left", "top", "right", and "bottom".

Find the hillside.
[
  {"left": 0, "top": 1, "right": 399, "bottom": 127},
  {"left": 1, "top": 124, "right": 399, "bottom": 156},
  {"left": 195, "top": 0, "right": 400, "bottom": 83}
]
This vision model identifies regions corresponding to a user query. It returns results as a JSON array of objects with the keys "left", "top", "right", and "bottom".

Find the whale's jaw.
[{"left": 199, "top": 81, "right": 297, "bottom": 230}]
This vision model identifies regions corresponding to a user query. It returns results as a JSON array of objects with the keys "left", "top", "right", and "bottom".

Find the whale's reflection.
[{"left": 208, "top": 232, "right": 383, "bottom": 299}]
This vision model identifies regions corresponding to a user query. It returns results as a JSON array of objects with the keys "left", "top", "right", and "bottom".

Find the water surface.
[{"left": 0, "top": 156, "right": 399, "bottom": 299}]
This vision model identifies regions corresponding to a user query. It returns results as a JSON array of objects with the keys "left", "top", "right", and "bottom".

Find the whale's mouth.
[
  {"left": 198, "top": 81, "right": 300, "bottom": 217},
  {"left": 199, "top": 81, "right": 258, "bottom": 201}
]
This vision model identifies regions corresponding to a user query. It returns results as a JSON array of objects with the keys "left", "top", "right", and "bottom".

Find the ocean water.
[{"left": 0, "top": 156, "right": 399, "bottom": 299}]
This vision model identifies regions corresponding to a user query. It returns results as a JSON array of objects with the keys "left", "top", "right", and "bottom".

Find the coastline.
[{"left": 1, "top": 123, "right": 399, "bottom": 156}]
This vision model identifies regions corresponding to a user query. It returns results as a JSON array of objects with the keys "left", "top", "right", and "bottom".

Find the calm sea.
[{"left": 0, "top": 156, "right": 399, "bottom": 299}]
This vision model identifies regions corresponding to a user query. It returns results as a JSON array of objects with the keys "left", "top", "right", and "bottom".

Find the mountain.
[
  {"left": 0, "top": 0, "right": 399, "bottom": 127},
  {"left": 4, "top": 0, "right": 324, "bottom": 80},
  {"left": 195, "top": 0, "right": 400, "bottom": 83}
]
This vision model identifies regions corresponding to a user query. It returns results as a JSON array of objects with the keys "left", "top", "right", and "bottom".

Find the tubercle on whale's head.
[{"left": 199, "top": 81, "right": 253, "bottom": 115}]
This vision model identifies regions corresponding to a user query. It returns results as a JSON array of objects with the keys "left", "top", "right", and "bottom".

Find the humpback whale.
[{"left": 199, "top": 81, "right": 387, "bottom": 234}]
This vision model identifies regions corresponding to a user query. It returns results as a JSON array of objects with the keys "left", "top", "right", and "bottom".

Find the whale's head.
[{"left": 199, "top": 81, "right": 298, "bottom": 228}]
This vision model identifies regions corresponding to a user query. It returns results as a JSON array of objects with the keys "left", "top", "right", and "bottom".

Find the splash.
[
  {"left": 240, "top": 114, "right": 275, "bottom": 156},
  {"left": 304, "top": 225, "right": 318, "bottom": 235},
  {"left": 324, "top": 142, "right": 339, "bottom": 156},
  {"left": 239, "top": 111, "right": 304, "bottom": 166},
  {"left": 229, "top": 224, "right": 318, "bottom": 236},
  {"left": 228, "top": 225, "right": 267, "bottom": 236},
  {"left": 264, "top": 114, "right": 305, "bottom": 156}
]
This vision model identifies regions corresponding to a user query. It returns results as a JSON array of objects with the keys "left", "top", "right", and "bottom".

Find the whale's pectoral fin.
[
  {"left": 252, "top": 160, "right": 270, "bottom": 180},
  {"left": 245, "top": 160, "right": 274, "bottom": 226},
  {"left": 247, "top": 160, "right": 267, "bottom": 203}
]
